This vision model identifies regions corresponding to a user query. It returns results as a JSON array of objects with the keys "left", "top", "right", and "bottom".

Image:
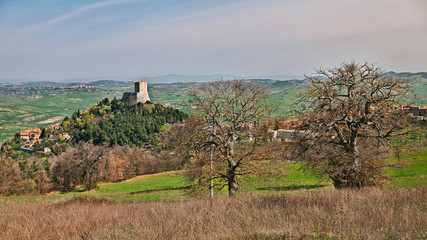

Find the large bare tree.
[
  {"left": 181, "top": 79, "right": 270, "bottom": 197},
  {"left": 295, "top": 62, "right": 413, "bottom": 188},
  {"left": 51, "top": 142, "right": 108, "bottom": 192}
]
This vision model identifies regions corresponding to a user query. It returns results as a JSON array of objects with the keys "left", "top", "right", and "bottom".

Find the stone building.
[
  {"left": 19, "top": 129, "right": 42, "bottom": 141},
  {"left": 404, "top": 106, "right": 427, "bottom": 120},
  {"left": 268, "top": 128, "right": 305, "bottom": 142},
  {"left": 122, "top": 81, "right": 150, "bottom": 104},
  {"left": 390, "top": 105, "right": 427, "bottom": 121}
]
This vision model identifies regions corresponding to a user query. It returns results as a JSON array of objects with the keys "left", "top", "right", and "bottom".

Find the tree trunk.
[
  {"left": 228, "top": 173, "right": 238, "bottom": 197},
  {"left": 226, "top": 133, "right": 239, "bottom": 197},
  {"left": 209, "top": 126, "right": 215, "bottom": 199},
  {"left": 333, "top": 129, "right": 362, "bottom": 189},
  {"left": 87, "top": 166, "right": 93, "bottom": 190},
  {"left": 352, "top": 135, "right": 360, "bottom": 169}
]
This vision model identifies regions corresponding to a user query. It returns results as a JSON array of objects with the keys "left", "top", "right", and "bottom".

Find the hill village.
[{"left": 12, "top": 81, "right": 427, "bottom": 153}]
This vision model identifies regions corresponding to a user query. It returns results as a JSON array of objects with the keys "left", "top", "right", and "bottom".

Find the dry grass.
[{"left": 0, "top": 187, "right": 426, "bottom": 240}]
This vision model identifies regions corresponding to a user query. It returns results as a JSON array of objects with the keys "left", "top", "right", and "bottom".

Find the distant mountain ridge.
[
  {"left": 141, "top": 74, "right": 238, "bottom": 83},
  {"left": 387, "top": 71, "right": 427, "bottom": 79},
  {"left": 1, "top": 72, "right": 425, "bottom": 84},
  {"left": 140, "top": 74, "right": 305, "bottom": 83},
  {"left": 85, "top": 72, "right": 427, "bottom": 85},
  {"left": 87, "top": 80, "right": 132, "bottom": 86},
  {"left": 1, "top": 73, "right": 303, "bottom": 84}
]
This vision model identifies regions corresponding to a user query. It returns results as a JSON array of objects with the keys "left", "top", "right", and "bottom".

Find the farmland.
[
  {"left": 0, "top": 79, "right": 306, "bottom": 143},
  {"left": 0, "top": 82, "right": 132, "bottom": 143},
  {"left": 3, "top": 73, "right": 425, "bottom": 144}
]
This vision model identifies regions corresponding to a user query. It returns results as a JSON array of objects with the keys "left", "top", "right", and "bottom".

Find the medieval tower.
[{"left": 122, "top": 81, "right": 150, "bottom": 104}]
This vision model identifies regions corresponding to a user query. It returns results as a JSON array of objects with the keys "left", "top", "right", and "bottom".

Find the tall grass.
[{"left": 0, "top": 186, "right": 425, "bottom": 239}]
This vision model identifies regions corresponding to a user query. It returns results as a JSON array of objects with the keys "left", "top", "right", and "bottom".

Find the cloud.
[
  {"left": 26, "top": 0, "right": 146, "bottom": 32},
  {"left": 63, "top": 0, "right": 426, "bottom": 55},
  {"left": 1, "top": 0, "right": 426, "bottom": 80}
]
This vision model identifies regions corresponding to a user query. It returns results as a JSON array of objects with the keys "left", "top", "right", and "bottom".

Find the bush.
[{"left": 10, "top": 179, "right": 37, "bottom": 195}]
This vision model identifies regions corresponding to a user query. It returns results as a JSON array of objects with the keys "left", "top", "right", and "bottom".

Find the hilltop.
[
  {"left": 1, "top": 98, "right": 186, "bottom": 155},
  {"left": 1, "top": 72, "right": 426, "bottom": 144}
]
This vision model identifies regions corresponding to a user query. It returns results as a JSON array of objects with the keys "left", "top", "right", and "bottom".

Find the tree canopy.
[
  {"left": 175, "top": 79, "right": 271, "bottom": 197},
  {"left": 294, "top": 62, "right": 414, "bottom": 188}
]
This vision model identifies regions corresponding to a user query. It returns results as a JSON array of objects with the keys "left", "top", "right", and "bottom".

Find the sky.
[{"left": 0, "top": 0, "right": 426, "bottom": 81}]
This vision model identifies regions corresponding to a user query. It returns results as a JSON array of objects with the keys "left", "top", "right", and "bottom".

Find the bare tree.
[
  {"left": 0, "top": 156, "right": 15, "bottom": 194},
  {"left": 294, "top": 62, "right": 414, "bottom": 188},
  {"left": 51, "top": 142, "right": 108, "bottom": 192},
  {"left": 182, "top": 79, "right": 270, "bottom": 197}
]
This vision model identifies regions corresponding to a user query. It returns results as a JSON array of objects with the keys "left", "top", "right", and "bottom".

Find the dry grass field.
[{"left": 1, "top": 186, "right": 425, "bottom": 240}]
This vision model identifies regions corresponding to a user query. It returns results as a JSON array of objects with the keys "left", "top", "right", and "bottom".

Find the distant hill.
[
  {"left": 387, "top": 71, "right": 427, "bottom": 79},
  {"left": 87, "top": 80, "right": 132, "bottom": 87},
  {"left": 1, "top": 74, "right": 305, "bottom": 84},
  {"left": 0, "top": 81, "right": 82, "bottom": 88},
  {"left": 386, "top": 72, "right": 427, "bottom": 106},
  {"left": 140, "top": 74, "right": 306, "bottom": 83},
  {"left": 140, "top": 74, "right": 239, "bottom": 83},
  {"left": 270, "top": 79, "right": 307, "bottom": 88},
  {"left": 247, "top": 74, "right": 304, "bottom": 80},
  {"left": 5, "top": 72, "right": 426, "bottom": 85}
]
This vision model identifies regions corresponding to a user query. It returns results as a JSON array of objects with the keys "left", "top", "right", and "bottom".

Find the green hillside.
[
  {"left": 1, "top": 73, "right": 426, "bottom": 144},
  {"left": 0, "top": 83, "right": 133, "bottom": 143},
  {"left": 1, "top": 146, "right": 424, "bottom": 203}
]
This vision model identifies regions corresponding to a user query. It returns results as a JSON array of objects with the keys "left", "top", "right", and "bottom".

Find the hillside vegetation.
[
  {"left": 0, "top": 147, "right": 425, "bottom": 239},
  {"left": 1, "top": 73, "right": 426, "bottom": 143},
  {"left": 0, "top": 75, "right": 426, "bottom": 239},
  {"left": 0, "top": 82, "right": 133, "bottom": 143},
  {"left": 0, "top": 98, "right": 187, "bottom": 195},
  {"left": 0, "top": 146, "right": 424, "bottom": 203}
]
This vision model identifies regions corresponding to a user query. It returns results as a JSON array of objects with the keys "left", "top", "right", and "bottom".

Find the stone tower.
[
  {"left": 134, "top": 81, "right": 150, "bottom": 103},
  {"left": 122, "top": 81, "right": 150, "bottom": 104}
]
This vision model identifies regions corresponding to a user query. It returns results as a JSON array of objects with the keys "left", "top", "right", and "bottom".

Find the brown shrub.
[
  {"left": 55, "top": 196, "right": 116, "bottom": 207},
  {"left": 49, "top": 143, "right": 184, "bottom": 193},
  {"left": 0, "top": 187, "right": 425, "bottom": 239},
  {"left": 9, "top": 179, "right": 38, "bottom": 195},
  {"left": 0, "top": 157, "right": 16, "bottom": 194}
]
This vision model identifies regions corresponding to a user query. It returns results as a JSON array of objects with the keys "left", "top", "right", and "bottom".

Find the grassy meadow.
[
  {"left": 1, "top": 147, "right": 424, "bottom": 204},
  {"left": 0, "top": 186, "right": 425, "bottom": 240},
  {"left": 0, "top": 147, "right": 425, "bottom": 239}
]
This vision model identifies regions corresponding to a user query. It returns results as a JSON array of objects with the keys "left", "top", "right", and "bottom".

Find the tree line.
[
  {"left": 0, "top": 97, "right": 187, "bottom": 194},
  {"left": 64, "top": 98, "right": 186, "bottom": 148},
  {"left": 0, "top": 61, "right": 425, "bottom": 197},
  {"left": 0, "top": 142, "right": 186, "bottom": 194},
  {"left": 168, "top": 62, "right": 424, "bottom": 197}
]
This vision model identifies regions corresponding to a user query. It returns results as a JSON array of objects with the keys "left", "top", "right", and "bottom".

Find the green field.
[
  {"left": 0, "top": 82, "right": 191, "bottom": 143},
  {"left": 1, "top": 75, "right": 425, "bottom": 144},
  {"left": 386, "top": 147, "right": 427, "bottom": 187},
  {"left": 0, "top": 85, "right": 132, "bottom": 143},
  {"left": 90, "top": 161, "right": 332, "bottom": 202},
  {"left": 85, "top": 147, "right": 427, "bottom": 201},
  {"left": 1, "top": 147, "right": 424, "bottom": 204},
  {"left": 0, "top": 80, "right": 304, "bottom": 143}
]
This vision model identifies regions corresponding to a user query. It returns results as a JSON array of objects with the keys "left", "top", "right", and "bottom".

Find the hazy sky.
[{"left": 0, "top": 0, "right": 426, "bottom": 81}]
